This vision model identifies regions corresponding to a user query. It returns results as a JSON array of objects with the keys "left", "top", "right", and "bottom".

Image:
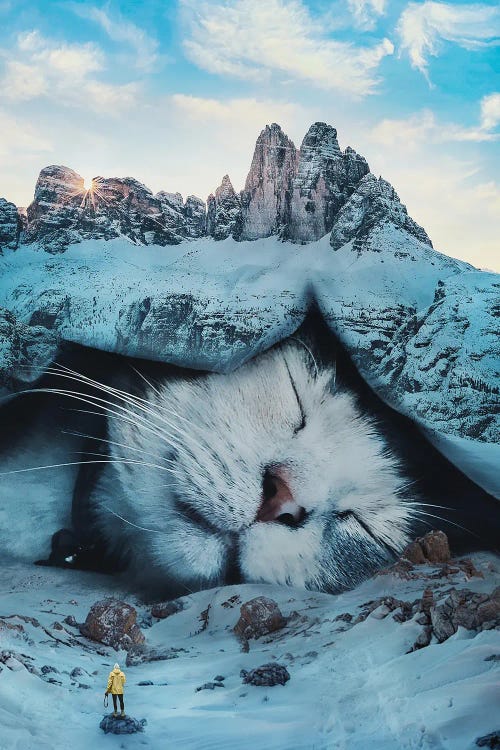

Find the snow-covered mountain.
[{"left": 0, "top": 121, "right": 498, "bottom": 497}]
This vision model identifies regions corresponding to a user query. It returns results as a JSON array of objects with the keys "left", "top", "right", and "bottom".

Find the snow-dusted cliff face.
[
  {"left": 4, "top": 121, "right": 410, "bottom": 250},
  {"left": 0, "top": 198, "right": 22, "bottom": 252},
  {"left": 207, "top": 175, "right": 242, "bottom": 240},
  {"left": 23, "top": 165, "right": 207, "bottom": 252},
  {"left": 0, "top": 121, "right": 498, "bottom": 497}
]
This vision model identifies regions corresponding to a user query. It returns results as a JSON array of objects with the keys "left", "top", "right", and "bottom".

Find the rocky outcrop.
[
  {"left": 25, "top": 166, "right": 206, "bottom": 252},
  {"left": 207, "top": 175, "right": 242, "bottom": 240},
  {"left": 376, "top": 271, "right": 499, "bottom": 443},
  {"left": 430, "top": 586, "right": 500, "bottom": 642},
  {"left": 330, "top": 173, "right": 432, "bottom": 252},
  {"left": 287, "top": 123, "right": 370, "bottom": 243},
  {"left": 239, "top": 123, "right": 298, "bottom": 240},
  {"left": 0, "top": 307, "right": 59, "bottom": 395},
  {"left": 0, "top": 198, "right": 23, "bottom": 251}
]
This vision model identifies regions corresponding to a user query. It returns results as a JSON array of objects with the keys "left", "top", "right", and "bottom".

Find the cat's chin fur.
[{"left": 90, "top": 341, "right": 414, "bottom": 597}]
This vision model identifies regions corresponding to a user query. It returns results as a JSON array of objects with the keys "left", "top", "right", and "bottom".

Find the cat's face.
[{"left": 97, "top": 342, "right": 414, "bottom": 595}]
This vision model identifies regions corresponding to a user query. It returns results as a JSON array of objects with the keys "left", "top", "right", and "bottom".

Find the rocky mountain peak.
[
  {"left": 330, "top": 173, "right": 432, "bottom": 251},
  {"left": 238, "top": 124, "right": 298, "bottom": 241},
  {"left": 216, "top": 175, "right": 236, "bottom": 201},
  {"left": 286, "top": 122, "right": 370, "bottom": 243},
  {"left": 1, "top": 121, "right": 432, "bottom": 253},
  {"left": 207, "top": 175, "right": 242, "bottom": 240},
  {"left": 23, "top": 166, "right": 206, "bottom": 252}
]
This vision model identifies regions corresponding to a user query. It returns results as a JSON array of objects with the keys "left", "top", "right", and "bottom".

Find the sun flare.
[{"left": 82, "top": 176, "right": 95, "bottom": 192}]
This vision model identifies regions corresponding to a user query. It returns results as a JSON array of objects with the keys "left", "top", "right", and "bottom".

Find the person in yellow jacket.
[{"left": 105, "top": 663, "right": 126, "bottom": 718}]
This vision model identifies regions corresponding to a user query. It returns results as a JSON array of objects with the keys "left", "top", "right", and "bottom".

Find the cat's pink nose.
[{"left": 257, "top": 467, "right": 306, "bottom": 527}]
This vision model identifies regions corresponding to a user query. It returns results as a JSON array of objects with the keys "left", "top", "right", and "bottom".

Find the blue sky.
[{"left": 0, "top": 0, "right": 498, "bottom": 268}]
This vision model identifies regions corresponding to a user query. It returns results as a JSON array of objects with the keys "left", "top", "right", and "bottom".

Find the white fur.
[{"left": 92, "top": 342, "right": 413, "bottom": 595}]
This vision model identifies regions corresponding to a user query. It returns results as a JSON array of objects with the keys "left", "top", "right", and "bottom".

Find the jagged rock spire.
[
  {"left": 207, "top": 175, "right": 242, "bottom": 240},
  {"left": 287, "top": 122, "right": 370, "bottom": 242},
  {"left": 239, "top": 123, "right": 298, "bottom": 241}
]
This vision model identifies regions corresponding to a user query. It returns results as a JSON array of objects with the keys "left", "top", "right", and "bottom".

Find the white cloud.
[
  {"left": 70, "top": 4, "right": 159, "bottom": 70},
  {"left": 370, "top": 95, "right": 500, "bottom": 146},
  {"left": 0, "top": 110, "right": 52, "bottom": 157},
  {"left": 480, "top": 93, "right": 500, "bottom": 131},
  {"left": 0, "top": 30, "right": 138, "bottom": 113},
  {"left": 171, "top": 94, "right": 301, "bottom": 130},
  {"left": 348, "top": 0, "right": 387, "bottom": 30},
  {"left": 180, "top": 0, "right": 394, "bottom": 97},
  {"left": 1, "top": 60, "right": 48, "bottom": 100},
  {"left": 397, "top": 1, "right": 500, "bottom": 80}
]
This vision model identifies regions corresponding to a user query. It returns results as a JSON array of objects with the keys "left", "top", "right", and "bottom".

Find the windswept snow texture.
[
  {"left": 0, "top": 230, "right": 498, "bottom": 497},
  {"left": 0, "top": 557, "right": 498, "bottom": 749}
]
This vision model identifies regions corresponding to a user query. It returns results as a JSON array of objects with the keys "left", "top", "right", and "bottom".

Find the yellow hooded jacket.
[{"left": 106, "top": 667, "right": 126, "bottom": 695}]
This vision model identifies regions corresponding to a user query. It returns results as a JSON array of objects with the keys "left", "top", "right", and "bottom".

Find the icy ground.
[{"left": 0, "top": 556, "right": 498, "bottom": 750}]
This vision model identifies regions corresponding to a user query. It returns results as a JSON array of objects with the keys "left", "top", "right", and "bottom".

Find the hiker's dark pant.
[{"left": 112, "top": 694, "right": 125, "bottom": 712}]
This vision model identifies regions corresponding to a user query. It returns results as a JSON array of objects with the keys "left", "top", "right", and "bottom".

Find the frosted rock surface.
[
  {"left": 288, "top": 123, "right": 370, "bottom": 242},
  {"left": 207, "top": 175, "right": 242, "bottom": 240},
  {"left": 0, "top": 198, "right": 22, "bottom": 251}
]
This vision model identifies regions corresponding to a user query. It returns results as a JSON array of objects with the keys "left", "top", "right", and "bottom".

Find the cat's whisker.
[
  {"left": 289, "top": 337, "right": 320, "bottom": 379},
  {"left": 48, "top": 365, "right": 212, "bottom": 460},
  {"left": 405, "top": 508, "right": 478, "bottom": 537},
  {"left": 130, "top": 365, "right": 162, "bottom": 397},
  {"left": 62, "top": 429, "right": 168, "bottom": 464},
  {"left": 0, "top": 458, "right": 178, "bottom": 477},
  {"left": 100, "top": 505, "right": 164, "bottom": 534},
  {"left": 23, "top": 385, "right": 182, "bottom": 457},
  {"left": 70, "top": 450, "right": 175, "bottom": 475}
]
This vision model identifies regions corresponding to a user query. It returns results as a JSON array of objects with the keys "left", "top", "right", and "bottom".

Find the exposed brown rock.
[
  {"left": 430, "top": 586, "right": 500, "bottom": 643},
  {"left": 402, "top": 530, "right": 450, "bottom": 564},
  {"left": 79, "top": 598, "right": 145, "bottom": 651},
  {"left": 150, "top": 600, "right": 184, "bottom": 620},
  {"left": 234, "top": 596, "right": 287, "bottom": 643}
]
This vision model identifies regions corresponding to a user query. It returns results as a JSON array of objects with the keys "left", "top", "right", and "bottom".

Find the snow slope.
[{"left": 0, "top": 557, "right": 498, "bottom": 750}]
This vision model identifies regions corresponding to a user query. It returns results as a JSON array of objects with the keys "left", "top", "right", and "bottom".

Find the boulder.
[
  {"left": 234, "top": 597, "right": 286, "bottom": 641},
  {"left": 240, "top": 662, "right": 290, "bottom": 686},
  {"left": 402, "top": 530, "right": 451, "bottom": 564},
  {"left": 100, "top": 715, "right": 146, "bottom": 734},
  {"left": 79, "top": 598, "right": 145, "bottom": 651},
  {"left": 150, "top": 600, "right": 184, "bottom": 619}
]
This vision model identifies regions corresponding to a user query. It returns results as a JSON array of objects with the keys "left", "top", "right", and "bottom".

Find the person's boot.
[
  {"left": 113, "top": 711, "right": 119, "bottom": 718},
  {"left": 120, "top": 710, "right": 125, "bottom": 718}
]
